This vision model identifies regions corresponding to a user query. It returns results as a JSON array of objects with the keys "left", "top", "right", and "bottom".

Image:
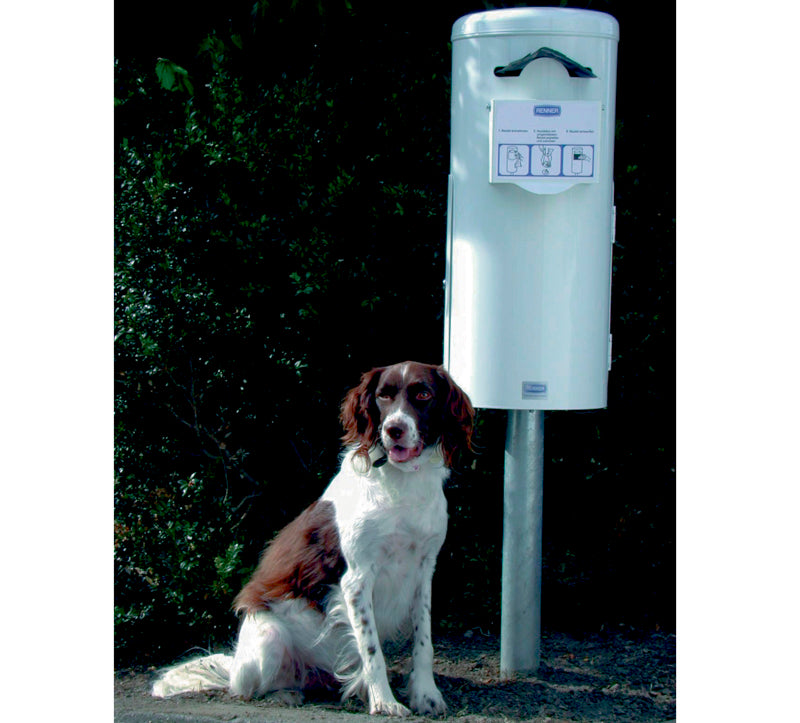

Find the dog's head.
[{"left": 341, "top": 361, "right": 474, "bottom": 471}]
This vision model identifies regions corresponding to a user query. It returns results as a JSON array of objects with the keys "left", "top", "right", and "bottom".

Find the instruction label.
[{"left": 490, "top": 100, "right": 601, "bottom": 185}]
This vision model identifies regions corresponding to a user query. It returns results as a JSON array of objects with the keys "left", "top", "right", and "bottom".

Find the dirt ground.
[{"left": 115, "top": 629, "right": 675, "bottom": 722}]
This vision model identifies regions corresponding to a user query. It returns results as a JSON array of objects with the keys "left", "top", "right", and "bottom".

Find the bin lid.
[{"left": 452, "top": 8, "right": 619, "bottom": 42}]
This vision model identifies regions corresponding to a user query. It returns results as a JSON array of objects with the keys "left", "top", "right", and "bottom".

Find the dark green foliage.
[
  {"left": 115, "top": 0, "right": 674, "bottom": 665},
  {"left": 115, "top": 7, "right": 454, "bottom": 664}
]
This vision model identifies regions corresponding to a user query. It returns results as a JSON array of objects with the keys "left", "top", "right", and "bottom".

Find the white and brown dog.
[{"left": 153, "top": 361, "right": 474, "bottom": 716}]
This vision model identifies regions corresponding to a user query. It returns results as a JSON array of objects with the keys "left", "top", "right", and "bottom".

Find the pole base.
[{"left": 500, "top": 409, "right": 544, "bottom": 677}]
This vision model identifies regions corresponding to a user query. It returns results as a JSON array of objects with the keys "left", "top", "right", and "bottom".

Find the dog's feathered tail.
[{"left": 151, "top": 653, "right": 233, "bottom": 697}]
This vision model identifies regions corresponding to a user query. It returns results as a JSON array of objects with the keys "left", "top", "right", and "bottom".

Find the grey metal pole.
[{"left": 500, "top": 409, "right": 544, "bottom": 677}]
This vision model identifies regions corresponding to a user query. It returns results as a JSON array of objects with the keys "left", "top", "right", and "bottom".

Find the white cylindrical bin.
[{"left": 444, "top": 8, "right": 619, "bottom": 410}]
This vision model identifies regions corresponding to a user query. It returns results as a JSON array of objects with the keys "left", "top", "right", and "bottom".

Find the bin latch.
[{"left": 494, "top": 47, "right": 596, "bottom": 78}]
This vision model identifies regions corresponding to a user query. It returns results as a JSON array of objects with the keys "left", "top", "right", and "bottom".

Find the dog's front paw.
[
  {"left": 369, "top": 698, "right": 412, "bottom": 717},
  {"left": 408, "top": 678, "right": 447, "bottom": 717}
]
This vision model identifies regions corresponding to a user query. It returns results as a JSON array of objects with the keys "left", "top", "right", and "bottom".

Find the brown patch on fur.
[
  {"left": 435, "top": 365, "right": 475, "bottom": 467},
  {"left": 233, "top": 500, "right": 346, "bottom": 614},
  {"left": 340, "top": 367, "right": 384, "bottom": 460}
]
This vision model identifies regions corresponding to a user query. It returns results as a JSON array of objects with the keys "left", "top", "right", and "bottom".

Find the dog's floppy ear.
[
  {"left": 340, "top": 367, "right": 384, "bottom": 460},
  {"left": 436, "top": 366, "right": 475, "bottom": 467}
]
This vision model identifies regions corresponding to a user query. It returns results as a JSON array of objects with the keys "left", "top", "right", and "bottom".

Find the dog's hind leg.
[{"left": 229, "top": 611, "right": 300, "bottom": 699}]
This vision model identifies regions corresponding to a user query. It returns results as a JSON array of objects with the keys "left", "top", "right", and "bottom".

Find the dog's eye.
[{"left": 416, "top": 391, "right": 433, "bottom": 401}]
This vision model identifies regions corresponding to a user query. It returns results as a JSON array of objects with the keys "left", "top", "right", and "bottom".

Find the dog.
[{"left": 152, "top": 361, "right": 474, "bottom": 716}]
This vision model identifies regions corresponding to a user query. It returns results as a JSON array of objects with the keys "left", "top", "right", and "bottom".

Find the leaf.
[
  {"left": 155, "top": 58, "right": 176, "bottom": 90},
  {"left": 155, "top": 58, "right": 194, "bottom": 95}
]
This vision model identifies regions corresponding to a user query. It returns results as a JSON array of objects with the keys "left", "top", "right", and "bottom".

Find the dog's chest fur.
[{"left": 323, "top": 450, "right": 448, "bottom": 639}]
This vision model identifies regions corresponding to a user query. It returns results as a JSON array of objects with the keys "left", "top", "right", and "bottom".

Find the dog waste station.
[{"left": 444, "top": 8, "right": 619, "bottom": 676}]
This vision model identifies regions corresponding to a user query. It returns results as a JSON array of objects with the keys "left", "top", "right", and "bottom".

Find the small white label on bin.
[
  {"left": 491, "top": 100, "right": 601, "bottom": 185},
  {"left": 522, "top": 381, "right": 548, "bottom": 400}
]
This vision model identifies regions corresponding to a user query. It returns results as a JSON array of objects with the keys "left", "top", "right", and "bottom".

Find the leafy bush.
[{"left": 114, "top": 22, "right": 453, "bottom": 663}]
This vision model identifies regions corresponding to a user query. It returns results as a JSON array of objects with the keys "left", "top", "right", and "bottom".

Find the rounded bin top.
[{"left": 452, "top": 8, "right": 619, "bottom": 42}]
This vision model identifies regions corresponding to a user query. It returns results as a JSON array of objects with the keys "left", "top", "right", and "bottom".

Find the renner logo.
[
  {"left": 522, "top": 381, "right": 548, "bottom": 397},
  {"left": 534, "top": 105, "right": 561, "bottom": 116}
]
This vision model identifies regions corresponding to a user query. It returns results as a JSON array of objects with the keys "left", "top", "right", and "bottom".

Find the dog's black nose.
[{"left": 385, "top": 423, "right": 406, "bottom": 441}]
